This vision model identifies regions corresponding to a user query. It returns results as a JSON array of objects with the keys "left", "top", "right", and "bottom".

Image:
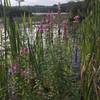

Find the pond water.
[{"left": 0, "top": 19, "right": 64, "bottom": 53}]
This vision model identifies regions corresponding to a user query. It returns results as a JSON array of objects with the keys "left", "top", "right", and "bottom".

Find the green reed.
[
  {"left": 79, "top": 0, "right": 100, "bottom": 100},
  {"left": 0, "top": 0, "right": 100, "bottom": 100}
]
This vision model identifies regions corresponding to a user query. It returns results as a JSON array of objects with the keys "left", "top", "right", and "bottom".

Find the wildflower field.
[{"left": 0, "top": 0, "right": 100, "bottom": 100}]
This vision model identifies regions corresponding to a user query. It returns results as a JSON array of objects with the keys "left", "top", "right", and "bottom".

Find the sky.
[{"left": 10, "top": 0, "right": 82, "bottom": 6}]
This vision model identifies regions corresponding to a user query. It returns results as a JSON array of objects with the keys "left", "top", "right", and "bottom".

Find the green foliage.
[
  {"left": 79, "top": 0, "right": 100, "bottom": 100},
  {"left": 0, "top": 0, "right": 100, "bottom": 100}
]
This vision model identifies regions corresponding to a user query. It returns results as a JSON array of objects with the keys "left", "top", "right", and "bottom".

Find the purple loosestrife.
[
  {"left": 46, "top": 11, "right": 51, "bottom": 24},
  {"left": 73, "top": 15, "right": 80, "bottom": 23},
  {"left": 62, "top": 20, "right": 68, "bottom": 39},
  {"left": 20, "top": 47, "right": 29, "bottom": 55},
  {"left": 37, "top": 23, "right": 44, "bottom": 33},
  {"left": 73, "top": 15, "right": 80, "bottom": 31},
  {"left": 42, "top": 17, "right": 46, "bottom": 24},
  {"left": 36, "top": 23, "right": 40, "bottom": 33},
  {"left": 57, "top": 2, "right": 61, "bottom": 36},
  {"left": 10, "top": 63, "right": 19, "bottom": 74},
  {"left": 46, "top": 11, "right": 54, "bottom": 29},
  {"left": 57, "top": 2, "right": 61, "bottom": 15}
]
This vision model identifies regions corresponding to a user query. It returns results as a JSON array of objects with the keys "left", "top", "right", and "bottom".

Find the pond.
[{"left": 0, "top": 18, "right": 65, "bottom": 53}]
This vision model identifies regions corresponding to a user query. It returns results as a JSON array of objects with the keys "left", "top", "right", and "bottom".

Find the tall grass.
[
  {"left": 80, "top": 0, "right": 100, "bottom": 100},
  {"left": 0, "top": 0, "right": 100, "bottom": 100}
]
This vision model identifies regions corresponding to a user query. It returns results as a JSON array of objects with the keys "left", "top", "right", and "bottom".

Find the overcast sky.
[{"left": 10, "top": 0, "right": 82, "bottom": 6}]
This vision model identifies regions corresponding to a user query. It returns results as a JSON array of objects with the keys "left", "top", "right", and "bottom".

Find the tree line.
[{"left": 0, "top": 1, "right": 88, "bottom": 17}]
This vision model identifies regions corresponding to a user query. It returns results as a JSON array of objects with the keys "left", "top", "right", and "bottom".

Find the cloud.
[
  {"left": 24, "top": 0, "right": 38, "bottom": 3},
  {"left": 10, "top": 0, "right": 81, "bottom": 6}
]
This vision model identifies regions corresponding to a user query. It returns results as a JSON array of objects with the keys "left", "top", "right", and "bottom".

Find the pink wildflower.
[
  {"left": 37, "top": 23, "right": 44, "bottom": 33},
  {"left": 10, "top": 63, "right": 18, "bottom": 74},
  {"left": 74, "top": 15, "right": 80, "bottom": 20},
  {"left": 20, "top": 47, "right": 29, "bottom": 55},
  {"left": 46, "top": 11, "right": 53, "bottom": 25},
  {"left": 73, "top": 15, "right": 80, "bottom": 23},
  {"left": 62, "top": 20, "right": 68, "bottom": 40}
]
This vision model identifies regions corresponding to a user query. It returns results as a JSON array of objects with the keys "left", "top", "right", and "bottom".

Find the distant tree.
[
  {"left": 16, "top": 0, "right": 24, "bottom": 7},
  {"left": 0, "top": 0, "right": 3, "bottom": 17}
]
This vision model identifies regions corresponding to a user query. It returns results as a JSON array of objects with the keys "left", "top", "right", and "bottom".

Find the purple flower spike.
[
  {"left": 62, "top": 20, "right": 67, "bottom": 28},
  {"left": 57, "top": 2, "right": 61, "bottom": 14},
  {"left": 37, "top": 23, "right": 44, "bottom": 33},
  {"left": 46, "top": 11, "right": 53, "bottom": 25},
  {"left": 62, "top": 20, "right": 68, "bottom": 40},
  {"left": 40, "top": 24, "right": 44, "bottom": 33},
  {"left": 62, "top": 20, "right": 68, "bottom": 33}
]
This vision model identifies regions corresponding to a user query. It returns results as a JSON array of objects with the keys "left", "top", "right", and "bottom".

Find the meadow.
[{"left": 0, "top": 0, "right": 100, "bottom": 100}]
